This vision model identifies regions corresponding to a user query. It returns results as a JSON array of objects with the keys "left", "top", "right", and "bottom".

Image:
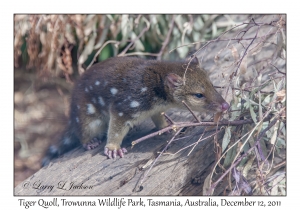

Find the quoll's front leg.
[
  {"left": 104, "top": 112, "right": 130, "bottom": 159},
  {"left": 151, "top": 112, "right": 169, "bottom": 130},
  {"left": 151, "top": 112, "right": 174, "bottom": 135}
]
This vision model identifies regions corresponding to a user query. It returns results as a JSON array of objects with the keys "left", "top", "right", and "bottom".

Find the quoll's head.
[{"left": 165, "top": 59, "right": 229, "bottom": 114}]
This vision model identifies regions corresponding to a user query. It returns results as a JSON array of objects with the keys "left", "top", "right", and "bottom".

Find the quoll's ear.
[
  {"left": 186, "top": 51, "right": 199, "bottom": 64},
  {"left": 166, "top": 73, "right": 184, "bottom": 90}
]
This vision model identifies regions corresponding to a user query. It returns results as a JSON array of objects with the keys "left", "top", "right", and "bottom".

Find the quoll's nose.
[{"left": 221, "top": 102, "right": 230, "bottom": 111}]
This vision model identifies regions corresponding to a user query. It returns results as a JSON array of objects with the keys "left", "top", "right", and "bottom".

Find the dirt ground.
[{"left": 14, "top": 70, "right": 74, "bottom": 186}]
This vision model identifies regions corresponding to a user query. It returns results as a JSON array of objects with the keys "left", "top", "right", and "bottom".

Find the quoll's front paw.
[{"left": 104, "top": 145, "right": 127, "bottom": 159}]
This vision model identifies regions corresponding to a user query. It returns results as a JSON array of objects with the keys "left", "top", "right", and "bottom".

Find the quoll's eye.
[{"left": 194, "top": 93, "right": 204, "bottom": 98}]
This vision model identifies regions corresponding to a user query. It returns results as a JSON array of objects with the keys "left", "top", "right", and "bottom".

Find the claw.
[
  {"left": 104, "top": 147, "right": 108, "bottom": 156},
  {"left": 112, "top": 149, "right": 117, "bottom": 159},
  {"left": 108, "top": 150, "right": 112, "bottom": 159},
  {"left": 104, "top": 147, "right": 127, "bottom": 159},
  {"left": 118, "top": 148, "right": 127, "bottom": 158},
  {"left": 118, "top": 149, "right": 124, "bottom": 158},
  {"left": 83, "top": 138, "right": 102, "bottom": 150}
]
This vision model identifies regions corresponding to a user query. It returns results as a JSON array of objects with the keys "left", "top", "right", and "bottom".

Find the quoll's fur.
[{"left": 42, "top": 56, "right": 229, "bottom": 166}]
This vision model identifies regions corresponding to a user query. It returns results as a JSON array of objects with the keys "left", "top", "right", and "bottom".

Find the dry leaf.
[
  {"left": 203, "top": 172, "right": 213, "bottom": 195},
  {"left": 239, "top": 53, "right": 248, "bottom": 76},
  {"left": 250, "top": 42, "right": 263, "bottom": 56},
  {"left": 230, "top": 45, "right": 239, "bottom": 62},
  {"left": 270, "top": 120, "right": 280, "bottom": 145},
  {"left": 206, "top": 112, "right": 222, "bottom": 131},
  {"left": 272, "top": 30, "right": 284, "bottom": 60},
  {"left": 78, "top": 31, "right": 97, "bottom": 66},
  {"left": 214, "top": 112, "right": 222, "bottom": 123},
  {"left": 276, "top": 89, "right": 286, "bottom": 103},
  {"left": 270, "top": 173, "right": 285, "bottom": 195},
  {"left": 224, "top": 144, "right": 237, "bottom": 167},
  {"left": 222, "top": 127, "right": 231, "bottom": 152},
  {"left": 242, "top": 155, "right": 255, "bottom": 177}
]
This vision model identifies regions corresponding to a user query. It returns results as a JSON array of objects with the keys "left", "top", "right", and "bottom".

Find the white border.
[{"left": 3, "top": 0, "right": 297, "bottom": 209}]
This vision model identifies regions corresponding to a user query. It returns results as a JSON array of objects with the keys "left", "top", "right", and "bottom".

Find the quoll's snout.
[{"left": 221, "top": 102, "right": 230, "bottom": 111}]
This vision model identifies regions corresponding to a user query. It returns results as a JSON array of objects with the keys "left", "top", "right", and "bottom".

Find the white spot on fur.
[
  {"left": 87, "top": 104, "right": 96, "bottom": 114},
  {"left": 49, "top": 145, "right": 58, "bottom": 154},
  {"left": 115, "top": 133, "right": 119, "bottom": 137},
  {"left": 85, "top": 87, "right": 89, "bottom": 92},
  {"left": 88, "top": 119, "right": 102, "bottom": 131},
  {"left": 95, "top": 81, "right": 100, "bottom": 85},
  {"left": 77, "top": 105, "right": 80, "bottom": 109},
  {"left": 118, "top": 112, "right": 123, "bottom": 117},
  {"left": 98, "top": 96, "right": 105, "bottom": 106},
  {"left": 141, "top": 87, "right": 148, "bottom": 92},
  {"left": 127, "top": 96, "right": 131, "bottom": 99},
  {"left": 76, "top": 117, "right": 79, "bottom": 123},
  {"left": 130, "top": 101, "right": 140, "bottom": 108},
  {"left": 89, "top": 85, "right": 93, "bottom": 90},
  {"left": 92, "top": 98, "right": 96, "bottom": 104},
  {"left": 63, "top": 137, "right": 71, "bottom": 145},
  {"left": 110, "top": 88, "right": 118, "bottom": 95}
]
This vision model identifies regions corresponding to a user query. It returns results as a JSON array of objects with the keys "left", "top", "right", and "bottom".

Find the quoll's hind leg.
[
  {"left": 151, "top": 112, "right": 169, "bottom": 130},
  {"left": 80, "top": 116, "right": 108, "bottom": 150},
  {"left": 104, "top": 112, "right": 130, "bottom": 159},
  {"left": 83, "top": 137, "right": 103, "bottom": 150}
]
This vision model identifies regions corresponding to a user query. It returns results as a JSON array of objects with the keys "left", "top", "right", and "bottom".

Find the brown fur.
[{"left": 42, "top": 56, "right": 229, "bottom": 164}]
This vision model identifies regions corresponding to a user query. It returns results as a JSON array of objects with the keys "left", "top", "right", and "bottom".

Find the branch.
[
  {"left": 139, "top": 127, "right": 184, "bottom": 186},
  {"left": 182, "top": 101, "right": 201, "bottom": 123},
  {"left": 207, "top": 116, "right": 279, "bottom": 195},
  {"left": 131, "top": 118, "right": 257, "bottom": 146},
  {"left": 86, "top": 40, "right": 120, "bottom": 70},
  {"left": 233, "top": 24, "right": 260, "bottom": 76},
  {"left": 270, "top": 63, "right": 286, "bottom": 75},
  {"left": 157, "top": 15, "right": 175, "bottom": 61},
  {"left": 118, "top": 17, "right": 150, "bottom": 57}
]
